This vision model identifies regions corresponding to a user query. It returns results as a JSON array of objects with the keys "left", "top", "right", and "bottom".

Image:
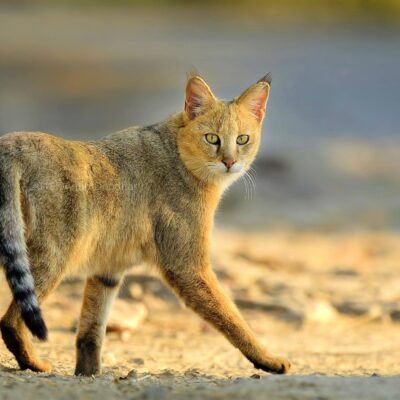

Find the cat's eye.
[
  {"left": 237, "top": 135, "right": 250, "bottom": 145},
  {"left": 205, "top": 133, "right": 220, "bottom": 145}
]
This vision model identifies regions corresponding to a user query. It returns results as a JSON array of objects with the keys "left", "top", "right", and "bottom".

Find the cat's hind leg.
[
  {"left": 0, "top": 271, "right": 63, "bottom": 372},
  {"left": 0, "top": 301, "right": 52, "bottom": 372},
  {"left": 74, "top": 274, "right": 122, "bottom": 376}
]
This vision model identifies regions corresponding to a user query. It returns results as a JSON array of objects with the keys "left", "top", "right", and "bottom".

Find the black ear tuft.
[{"left": 257, "top": 73, "right": 272, "bottom": 86}]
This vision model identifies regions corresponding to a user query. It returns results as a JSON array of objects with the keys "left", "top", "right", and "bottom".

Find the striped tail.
[{"left": 0, "top": 169, "right": 47, "bottom": 340}]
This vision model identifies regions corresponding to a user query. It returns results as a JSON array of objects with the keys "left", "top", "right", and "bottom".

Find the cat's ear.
[
  {"left": 185, "top": 75, "right": 217, "bottom": 120},
  {"left": 236, "top": 73, "right": 271, "bottom": 123}
]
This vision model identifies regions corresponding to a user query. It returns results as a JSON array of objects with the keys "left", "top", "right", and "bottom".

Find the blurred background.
[{"left": 0, "top": 0, "right": 399, "bottom": 230}]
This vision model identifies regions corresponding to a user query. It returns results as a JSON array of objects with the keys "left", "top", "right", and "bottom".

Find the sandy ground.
[{"left": 1, "top": 229, "right": 400, "bottom": 399}]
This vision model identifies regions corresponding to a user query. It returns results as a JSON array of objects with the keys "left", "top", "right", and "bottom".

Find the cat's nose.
[{"left": 222, "top": 158, "right": 236, "bottom": 170}]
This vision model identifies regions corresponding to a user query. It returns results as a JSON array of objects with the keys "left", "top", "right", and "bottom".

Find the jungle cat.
[{"left": 0, "top": 73, "right": 290, "bottom": 376}]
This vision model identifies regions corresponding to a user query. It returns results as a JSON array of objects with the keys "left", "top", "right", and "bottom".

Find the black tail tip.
[
  {"left": 30, "top": 319, "right": 48, "bottom": 341},
  {"left": 22, "top": 310, "right": 48, "bottom": 341}
]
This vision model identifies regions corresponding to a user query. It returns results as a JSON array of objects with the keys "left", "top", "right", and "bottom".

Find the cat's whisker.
[
  {"left": 246, "top": 175, "right": 253, "bottom": 201},
  {"left": 243, "top": 170, "right": 256, "bottom": 200},
  {"left": 249, "top": 166, "right": 258, "bottom": 178},
  {"left": 245, "top": 175, "right": 251, "bottom": 201},
  {"left": 240, "top": 173, "right": 251, "bottom": 201}
]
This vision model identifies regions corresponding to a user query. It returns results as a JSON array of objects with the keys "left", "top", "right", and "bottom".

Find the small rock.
[
  {"left": 102, "top": 352, "right": 116, "bottom": 365},
  {"left": 390, "top": 309, "right": 400, "bottom": 321},
  {"left": 125, "top": 369, "right": 138, "bottom": 379},
  {"left": 129, "top": 283, "right": 144, "bottom": 299},
  {"left": 158, "top": 369, "right": 176, "bottom": 377},
  {"left": 306, "top": 299, "right": 338, "bottom": 324},
  {"left": 107, "top": 300, "right": 148, "bottom": 334},
  {"left": 120, "top": 330, "right": 132, "bottom": 341},
  {"left": 333, "top": 267, "right": 359, "bottom": 277},
  {"left": 184, "top": 368, "right": 201, "bottom": 377},
  {"left": 131, "top": 358, "right": 145, "bottom": 365},
  {"left": 335, "top": 301, "right": 370, "bottom": 316}
]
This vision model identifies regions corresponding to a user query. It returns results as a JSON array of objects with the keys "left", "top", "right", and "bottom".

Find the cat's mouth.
[
  {"left": 207, "top": 162, "right": 244, "bottom": 177},
  {"left": 223, "top": 163, "right": 243, "bottom": 175}
]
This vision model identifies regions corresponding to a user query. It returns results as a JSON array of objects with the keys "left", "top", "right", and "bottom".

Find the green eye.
[
  {"left": 237, "top": 135, "right": 250, "bottom": 145},
  {"left": 205, "top": 133, "right": 220, "bottom": 145}
]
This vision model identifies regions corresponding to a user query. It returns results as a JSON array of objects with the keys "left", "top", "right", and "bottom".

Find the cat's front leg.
[
  {"left": 75, "top": 275, "right": 122, "bottom": 376},
  {"left": 162, "top": 267, "right": 290, "bottom": 374}
]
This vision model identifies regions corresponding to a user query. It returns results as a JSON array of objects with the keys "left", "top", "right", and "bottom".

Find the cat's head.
[{"left": 177, "top": 73, "right": 271, "bottom": 188}]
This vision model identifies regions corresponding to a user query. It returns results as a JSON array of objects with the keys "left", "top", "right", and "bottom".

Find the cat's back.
[
  {"left": 0, "top": 131, "right": 63, "bottom": 160},
  {"left": 0, "top": 132, "right": 72, "bottom": 182},
  {"left": 0, "top": 130, "right": 113, "bottom": 170},
  {"left": 0, "top": 131, "right": 90, "bottom": 167}
]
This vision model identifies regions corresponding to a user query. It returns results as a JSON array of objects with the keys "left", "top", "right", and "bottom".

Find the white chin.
[
  {"left": 218, "top": 168, "right": 244, "bottom": 187},
  {"left": 206, "top": 163, "right": 245, "bottom": 187},
  {"left": 229, "top": 164, "right": 243, "bottom": 174},
  {"left": 222, "top": 169, "right": 241, "bottom": 177}
]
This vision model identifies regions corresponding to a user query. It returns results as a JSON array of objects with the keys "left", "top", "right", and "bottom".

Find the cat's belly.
[
  {"left": 78, "top": 223, "right": 156, "bottom": 277},
  {"left": 89, "top": 245, "right": 147, "bottom": 276}
]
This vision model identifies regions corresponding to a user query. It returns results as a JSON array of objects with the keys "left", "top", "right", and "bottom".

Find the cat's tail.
[{"left": 0, "top": 167, "right": 47, "bottom": 340}]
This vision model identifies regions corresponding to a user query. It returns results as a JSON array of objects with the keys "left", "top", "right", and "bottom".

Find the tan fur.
[{"left": 0, "top": 74, "right": 290, "bottom": 375}]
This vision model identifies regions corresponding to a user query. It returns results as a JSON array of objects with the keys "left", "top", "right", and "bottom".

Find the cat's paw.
[
  {"left": 20, "top": 359, "right": 52, "bottom": 373},
  {"left": 74, "top": 357, "right": 101, "bottom": 376},
  {"left": 252, "top": 356, "right": 291, "bottom": 374},
  {"left": 74, "top": 364, "right": 101, "bottom": 377}
]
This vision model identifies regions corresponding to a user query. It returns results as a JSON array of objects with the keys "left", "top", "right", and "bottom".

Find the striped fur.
[{"left": 0, "top": 168, "right": 47, "bottom": 340}]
